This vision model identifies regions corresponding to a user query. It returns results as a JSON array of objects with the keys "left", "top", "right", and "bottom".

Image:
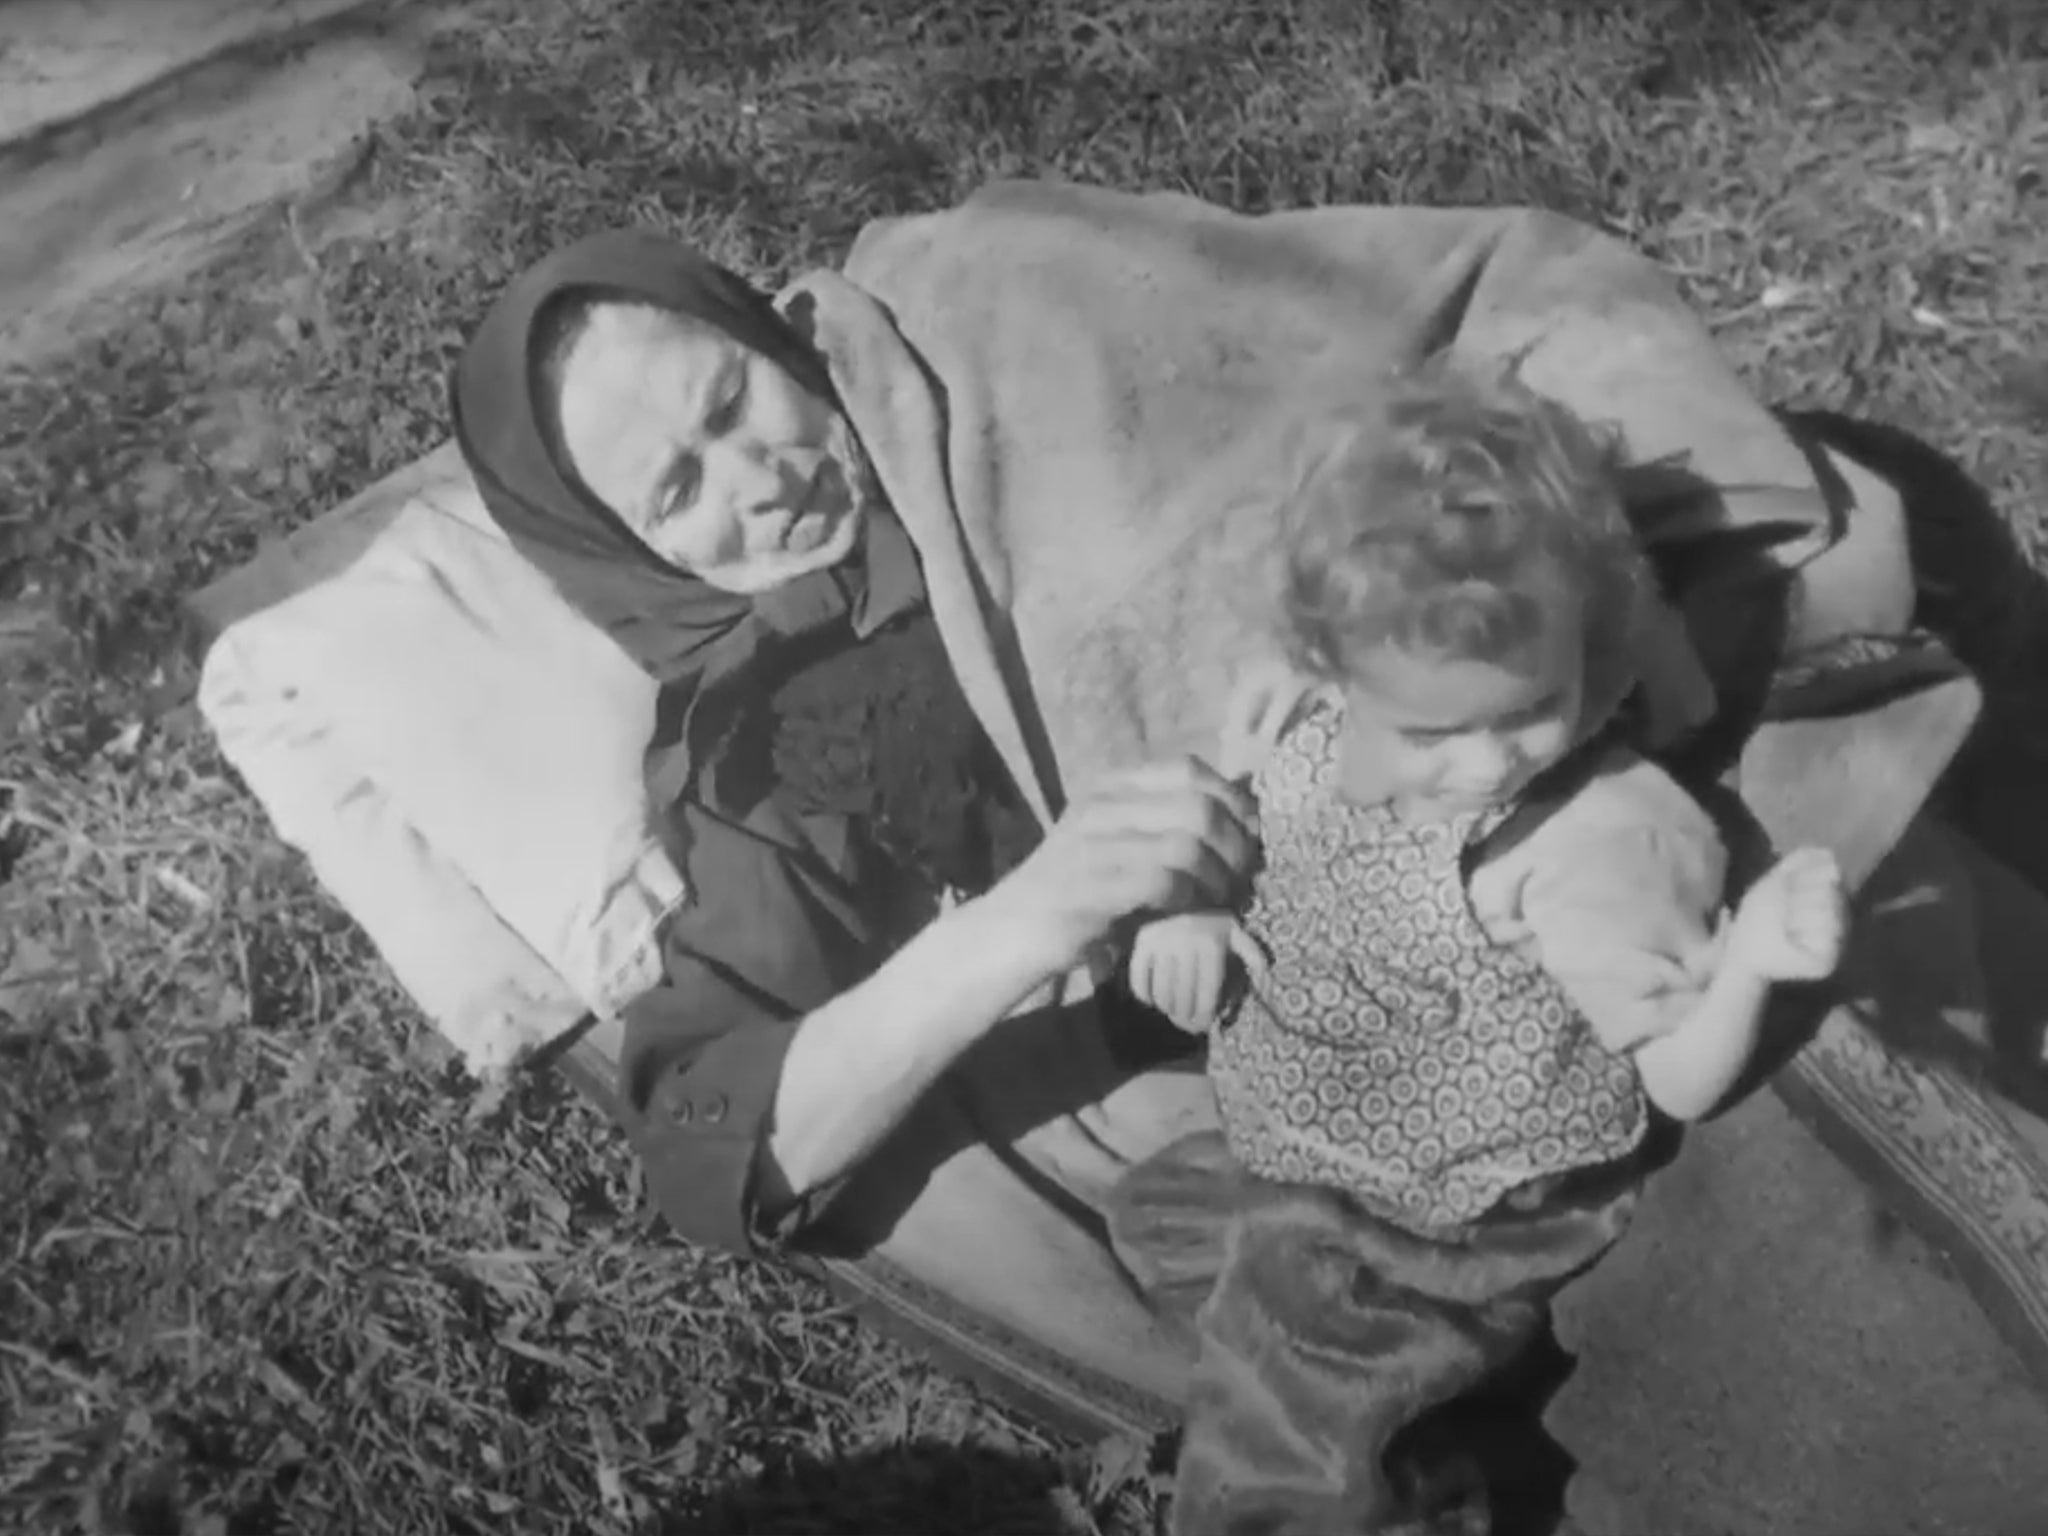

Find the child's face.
[{"left": 1335, "top": 613, "right": 1587, "bottom": 820}]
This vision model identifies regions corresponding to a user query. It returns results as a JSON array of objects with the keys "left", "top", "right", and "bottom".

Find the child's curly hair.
[{"left": 1276, "top": 357, "right": 1652, "bottom": 708}]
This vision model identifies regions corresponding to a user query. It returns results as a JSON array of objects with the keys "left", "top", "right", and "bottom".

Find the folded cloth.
[
  {"left": 1764, "top": 629, "right": 1971, "bottom": 722},
  {"left": 822, "top": 183, "right": 1849, "bottom": 807},
  {"left": 195, "top": 444, "right": 685, "bottom": 1074},
  {"left": 198, "top": 636, "right": 590, "bottom": 1076}
]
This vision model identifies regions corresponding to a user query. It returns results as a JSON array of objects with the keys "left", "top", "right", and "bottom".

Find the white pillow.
[
  {"left": 196, "top": 443, "right": 684, "bottom": 1072},
  {"left": 199, "top": 644, "right": 590, "bottom": 1075}
]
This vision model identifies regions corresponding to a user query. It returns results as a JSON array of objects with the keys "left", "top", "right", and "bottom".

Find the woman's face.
[{"left": 554, "top": 302, "right": 867, "bottom": 593}]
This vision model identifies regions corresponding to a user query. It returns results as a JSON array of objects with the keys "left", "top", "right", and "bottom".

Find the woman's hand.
[
  {"left": 991, "top": 757, "right": 1262, "bottom": 977},
  {"left": 771, "top": 753, "right": 1258, "bottom": 1205}
]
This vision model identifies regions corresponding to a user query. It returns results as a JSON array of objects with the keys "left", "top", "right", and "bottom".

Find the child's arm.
[
  {"left": 1626, "top": 959, "right": 1771, "bottom": 1123},
  {"left": 1632, "top": 847, "right": 1847, "bottom": 1121},
  {"left": 1494, "top": 758, "right": 1847, "bottom": 1123},
  {"left": 1116, "top": 658, "right": 1300, "bottom": 1031}
]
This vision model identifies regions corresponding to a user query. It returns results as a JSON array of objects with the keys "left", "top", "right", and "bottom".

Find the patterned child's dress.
[{"left": 1209, "top": 700, "right": 1648, "bottom": 1234}]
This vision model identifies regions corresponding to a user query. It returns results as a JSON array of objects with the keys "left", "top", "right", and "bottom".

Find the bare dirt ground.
[{"left": 0, "top": 0, "right": 437, "bottom": 367}]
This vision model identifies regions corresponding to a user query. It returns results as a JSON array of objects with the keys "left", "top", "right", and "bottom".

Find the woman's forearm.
[
  {"left": 1633, "top": 960, "right": 1773, "bottom": 1122},
  {"left": 766, "top": 751, "right": 1263, "bottom": 1200},
  {"left": 767, "top": 884, "right": 1065, "bottom": 1197}
]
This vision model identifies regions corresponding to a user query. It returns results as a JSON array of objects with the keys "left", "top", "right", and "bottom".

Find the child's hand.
[
  {"left": 1128, "top": 912, "right": 1269, "bottom": 1033},
  {"left": 1217, "top": 660, "right": 1308, "bottom": 782},
  {"left": 1725, "top": 847, "right": 1849, "bottom": 982}
]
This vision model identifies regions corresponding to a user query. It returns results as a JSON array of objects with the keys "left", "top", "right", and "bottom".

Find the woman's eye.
[
  {"left": 704, "top": 379, "right": 746, "bottom": 434},
  {"left": 661, "top": 459, "right": 700, "bottom": 517}
]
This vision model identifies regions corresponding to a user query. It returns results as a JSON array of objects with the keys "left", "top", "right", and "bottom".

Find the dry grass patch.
[{"left": 3, "top": 1, "right": 2044, "bottom": 1531}]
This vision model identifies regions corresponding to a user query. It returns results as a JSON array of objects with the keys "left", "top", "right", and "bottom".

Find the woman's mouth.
[{"left": 781, "top": 512, "right": 829, "bottom": 553}]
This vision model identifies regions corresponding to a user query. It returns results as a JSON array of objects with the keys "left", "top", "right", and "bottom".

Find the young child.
[{"left": 1106, "top": 359, "right": 1849, "bottom": 1536}]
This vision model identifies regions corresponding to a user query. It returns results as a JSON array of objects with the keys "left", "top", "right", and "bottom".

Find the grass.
[{"left": 3, "top": 0, "right": 2046, "bottom": 1530}]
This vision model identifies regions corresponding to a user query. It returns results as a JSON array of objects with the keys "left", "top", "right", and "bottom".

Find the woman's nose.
[{"left": 710, "top": 442, "right": 796, "bottom": 512}]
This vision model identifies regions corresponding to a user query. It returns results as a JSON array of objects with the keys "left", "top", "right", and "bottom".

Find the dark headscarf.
[
  {"left": 448, "top": 236, "right": 980, "bottom": 1249},
  {"left": 449, "top": 228, "right": 922, "bottom": 694}
]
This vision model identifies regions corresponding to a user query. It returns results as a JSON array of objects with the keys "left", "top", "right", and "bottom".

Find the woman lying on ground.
[
  {"left": 451, "top": 229, "right": 1245, "bottom": 1246},
  {"left": 449, "top": 189, "right": 2048, "bottom": 1536}
]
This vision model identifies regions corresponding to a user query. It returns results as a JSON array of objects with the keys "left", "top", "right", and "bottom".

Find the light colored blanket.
[{"left": 810, "top": 182, "right": 1856, "bottom": 810}]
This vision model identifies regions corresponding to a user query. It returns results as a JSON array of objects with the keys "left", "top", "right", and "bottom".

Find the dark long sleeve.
[
  {"left": 617, "top": 793, "right": 898, "bottom": 1257},
  {"left": 616, "top": 517, "right": 1034, "bottom": 1258},
  {"left": 620, "top": 964, "right": 807, "bottom": 1258}
]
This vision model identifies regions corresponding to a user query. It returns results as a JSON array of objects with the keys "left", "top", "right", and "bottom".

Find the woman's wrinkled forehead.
[
  {"left": 569, "top": 298, "right": 732, "bottom": 385},
  {"left": 553, "top": 303, "right": 744, "bottom": 521},
  {"left": 562, "top": 295, "right": 719, "bottom": 374}
]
